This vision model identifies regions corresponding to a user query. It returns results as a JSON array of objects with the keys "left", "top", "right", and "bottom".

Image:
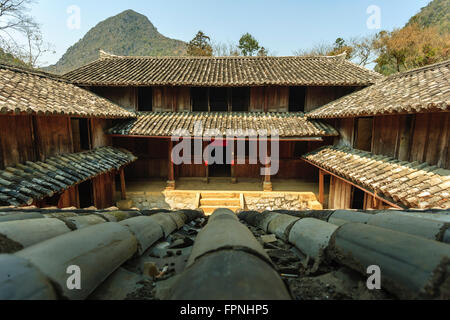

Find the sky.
[{"left": 29, "top": 0, "right": 432, "bottom": 66}]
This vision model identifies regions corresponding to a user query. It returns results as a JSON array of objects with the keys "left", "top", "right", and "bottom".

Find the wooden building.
[
  {"left": 0, "top": 64, "right": 137, "bottom": 209},
  {"left": 63, "top": 51, "right": 382, "bottom": 190},
  {"left": 305, "top": 60, "right": 450, "bottom": 210}
]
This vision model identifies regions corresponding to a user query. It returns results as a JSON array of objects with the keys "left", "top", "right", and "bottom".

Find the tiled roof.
[
  {"left": 303, "top": 146, "right": 450, "bottom": 209},
  {"left": 0, "top": 64, "right": 135, "bottom": 118},
  {"left": 308, "top": 60, "right": 450, "bottom": 119},
  {"left": 107, "top": 112, "right": 339, "bottom": 138},
  {"left": 0, "top": 147, "right": 137, "bottom": 207},
  {"left": 63, "top": 52, "right": 383, "bottom": 87}
]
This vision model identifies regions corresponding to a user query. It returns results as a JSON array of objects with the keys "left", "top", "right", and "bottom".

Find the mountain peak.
[{"left": 45, "top": 10, "right": 186, "bottom": 74}]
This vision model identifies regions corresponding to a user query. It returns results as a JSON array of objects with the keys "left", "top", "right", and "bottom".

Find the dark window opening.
[
  {"left": 42, "top": 193, "right": 61, "bottom": 208},
  {"left": 354, "top": 117, "right": 373, "bottom": 152},
  {"left": 289, "top": 87, "right": 306, "bottom": 112},
  {"left": 351, "top": 187, "right": 365, "bottom": 210},
  {"left": 232, "top": 87, "right": 250, "bottom": 112},
  {"left": 209, "top": 146, "right": 231, "bottom": 177},
  {"left": 293, "top": 142, "right": 308, "bottom": 158},
  {"left": 78, "top": 180, "right": 94, "bottom": 209},
  {"left": 192, "top": 87, "right": 209, "bottom": 111},
  {"left": 138, "top": 87, "right": 153, "bottom": 111},
  {"left": 209, "top": 88, "right": 228, "bottom": 111},
  {"left": 71, "top": 118, "right": 91, "bottom": 152}
]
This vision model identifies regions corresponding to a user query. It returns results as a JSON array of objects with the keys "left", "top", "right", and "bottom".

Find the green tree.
[
  {"left": 187, "top": 31, "right": 213, "bottom": 56},
  {"left": 257, "top": 47, "right": 268, "bottom": 57},
  {"left": 373, "top": 23, "right": 450, "bottom": 75},
  {"left": 238, "top": 33, "right": 260, "bottom": 56},
  {"left": 327, "top": 38, "right": 354, "bottom": 59}
]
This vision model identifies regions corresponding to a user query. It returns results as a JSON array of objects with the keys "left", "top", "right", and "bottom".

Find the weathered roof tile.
[
  {"left": 308, "top": 60, "right": 450, "bottom": 118},
  {"left": 0, "top": 147, "right": 137, "bottom": 207},
  {"left": 0, "top": 64, "right": 135, "bottom": 118},
  {"left": 63, "top": 52, "right": 383, "bottom": 87},
  {"left": 107, "top": 112, "right": 339, "bottom": 138},
  {"left": 303, "top": 146, "right": 450, "bottom": 209}
]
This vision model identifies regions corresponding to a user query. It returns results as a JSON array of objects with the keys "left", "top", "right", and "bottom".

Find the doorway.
[
  {"left": 208, "top": 142, "right": 232, "bottom": 178},
  {"left": 78, "top": 180, "right": 94, "bottom": 208}
]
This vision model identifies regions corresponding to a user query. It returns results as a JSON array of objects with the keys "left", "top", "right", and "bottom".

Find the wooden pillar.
[
  {"left": 319, "top": 170, "right": 325, "bottom": 204},
  {"left": 263, "top": 140, "right": 272, "bottom": 191},
  {"left": 119, "top": 168, "right": 127, "bottom": 200},
  {"left": 167, "top": 139, "right": 176, "bottom": 190},
  {"left": 231, "top": 146, "right": 237, "bottom": 184},
  {"left": 203, "top": 140, "right": 209, "bottom": 184}
]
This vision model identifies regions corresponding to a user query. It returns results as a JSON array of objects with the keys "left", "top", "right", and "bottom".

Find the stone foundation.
[
  {"left": 126, "top": 192, "right": 170, "bottom": 211},
  {"left": 244, "top": 192, "right": 322, "bottom": 212},
  {"left": 127, "top": 190, "right": 322, "bottom": 212}
]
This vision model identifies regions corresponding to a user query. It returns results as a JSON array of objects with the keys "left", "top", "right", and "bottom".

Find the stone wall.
[
  {"left": 126, "top": 190, "right": 322, "bottom": 212},
  {"left": 244, "top": 192, "right": 322, "bottom": 212},
  {"left": 127, "top": 192, "right": 170, "bottom": 211}
]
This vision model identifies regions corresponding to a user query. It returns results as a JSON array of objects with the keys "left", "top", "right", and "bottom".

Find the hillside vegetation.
[
  {"left": 407, "top": 0, "right": 450, "bottom": 33},
  {"left": 45, "top": 10, "right": 186, "bottom": 74}
]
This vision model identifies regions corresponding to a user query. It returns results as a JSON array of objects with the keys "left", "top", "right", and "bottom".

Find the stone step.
[
  {"left": 200, "top": 192, "right": 240, "bottom": 199},
  {"left": 200, "top": 198, "right": 241, "bottom": 207},
  {"left": 200, "top": 206, "right": 241, "bottom": 216}
]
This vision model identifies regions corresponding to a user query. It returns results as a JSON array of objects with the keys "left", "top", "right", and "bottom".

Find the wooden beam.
[
  {"left": 263, "top": 142, "right": 272, "bottom": 191},
  {"left": 119, "top": 168, "right": 127, "bottom": 200},
  {"left": 319, "top": 169, "right": 325, "bottom": 204},
  {"left": 167, "top": 139, "right": 176, "bottom": 189}
]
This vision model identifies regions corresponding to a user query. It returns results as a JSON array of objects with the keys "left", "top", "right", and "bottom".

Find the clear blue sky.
[{"left": 31, "top": 0, "right": 432, "bottom": 66}]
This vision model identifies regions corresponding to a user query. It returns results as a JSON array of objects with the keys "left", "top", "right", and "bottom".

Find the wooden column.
[
  {"left": 167, "top": 139, "right": 176, "bottom": 190},
  {"left": 319, "top": 170, "right": 325, "bottom": 204},
  {"left": 231, "top": 145, "right": 237, "bottom": 184},
  {"left": 263, "top": 140, "right": 272, "bottom": 191},
  {"left": 203, "top": 140, "right": 209, "bottom": 184},
  {"left": 119, "top": 168, "right": 127, "bottom": 200}
]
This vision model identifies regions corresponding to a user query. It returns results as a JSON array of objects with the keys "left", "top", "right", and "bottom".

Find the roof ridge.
[
  {"left": 387, "top": 59, "right": 450, "bottom": 79},
  {"left": 96, "top": 49, "right": 348, "bottom": 60},
  {"left": 0, "top": 63, "right": 67, "bottom": 83}
]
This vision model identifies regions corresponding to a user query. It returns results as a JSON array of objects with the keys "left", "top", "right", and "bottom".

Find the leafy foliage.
[
  {"left": 407, "top": 0, "right": 450, "bottom": 34},
  {"left": 187, "top": 31, "right": 213, "bottom": 56},
  {"left": 373, "top": 23, "right": 450, "bottom": 75},
  {"left": 238, "top": 33, "right": 260, "bottom": 56},
  {"left": 0, "top": 46, "right": 28, "bottom": 67},
  {"left": 45, "top": 10, "right": 186, "bottom": 74}
]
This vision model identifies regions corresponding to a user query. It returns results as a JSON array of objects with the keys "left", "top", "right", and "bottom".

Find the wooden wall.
[
  {"left": 250, "top": 87, "right": 289, "bottom": 112},
  {"left": 153, "top": 87, "right": 191, "bottom": 112},
  {"left": 113, "top": 137, "right": 169, "bottom": 179},
  {"left": 91, "top": 85, "right": 359, "bottom": 113},
  {"left": 328, "top": 176, "right": 352, "bottom": 209},
  {"left": 334, "top": 112, "right": 449, "bottom": 169},
  {"left": 91, "top": 118, "right": 112, "bottom": 148},
  {"left": 34, "top": 116, "right": 73, "bottom": 160},
  {"left": 0, "top": 114, "right": 118, "bottom": 209},
  {"left": 92, "top": 172, "right": 116, "bottom": 209},
  {"left": 0, "top": 115, "right": 36, "bottom": 168},
  {"left": 305, "top": 86, "right": 360, "bottom": 112},
  {"left": 89, "top": 86, "right": 138, "bottom": 111},
  {"left": 330, "top": 112, "right": 450, "bottom": 169},
  {"left": 58, "top": 186, "right": 79, "bottom": 208}
]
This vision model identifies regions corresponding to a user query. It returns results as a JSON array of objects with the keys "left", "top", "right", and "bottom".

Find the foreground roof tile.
[
  {"left": 0, "top": 147, "right": 137, "bottom": 207},
  {"left": 303, "top": 146, "right": 450, "bottom": 209},
  {"left": 307, "top": 60, "right": 450, "bottom": 118},
  {"left": 0, "top": 64, "right": 135, "bottom": 118},
  {"left": 107, "top": 111, "right": 339, "bottom": 138},
  {"left": 63, "top": 52, "right": 383, "bottom": 87}
]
